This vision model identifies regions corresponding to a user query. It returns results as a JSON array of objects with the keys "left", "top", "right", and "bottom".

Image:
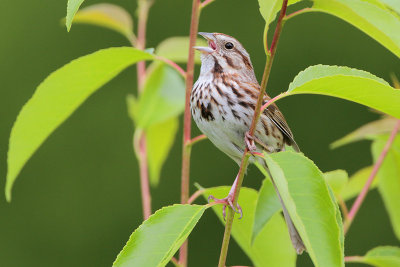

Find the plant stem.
[
  {"left": 187, "top": 189, "right": 206, "bottom": 204},
  {"left": 188, "top": 134, "right": 207, "bottom": 146},
  {"left": 155, "top": 56, "right": 186, "bottom": 77},
  {"left": 217, "top": 1, "right": 288, "bottom": 266},
  {"left": 179, "top": 0, "right": 201, "bottom": 265},
  {"left": 344, "top": 120, "right": 400, "bottom": 234},
  {"left": 200, "top": 0, "right": 216, "bottom": 9},
  {"left": 338, "top": 196, "right": 349, "bottom": 220},
  {"left": 284, "top": 7, "right": 312, "bottom": 21},
  {"left": 344, "top": 256, "right": 363, "bottom": 262},
  {"left": 135, "top": 0, "right": 153, "bottom": 220},
  {"left": 136, "top": 0, "right": 152, "bottom": 89},
  {"left": 138, "top": 134, "right": 151, "bottom": 219},
  {"left": 171, "top": 257, "right": 183, "bottom": 267}
]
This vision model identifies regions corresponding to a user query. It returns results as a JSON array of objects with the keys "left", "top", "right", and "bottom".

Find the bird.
[{"left": 190, "top": 32, "right": 305, "bottom": 254}]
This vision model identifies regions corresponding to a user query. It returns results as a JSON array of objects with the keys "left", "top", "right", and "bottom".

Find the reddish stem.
[
  {"left": 189, "top": 134, "right": 207, "bottom": 146},
  {"left": 179, "top": 0, "right": 201, "bottom": 265},
  {"left": 155, "top": 56, "right": 186, "bottom": 77},
  {"left": 136, "top": 0, "right": 152, "bottom": 89},
  {"left": 138, "top": 134, "right": 151, "bottom": 219},
  {"left": 260, "top": 92, "right": 288, "bottom": 112},
  {"left": 187, "top": 189, "right": 206, "bottom": 204},
  {"left": 284, "top": 7, "right": 312, "bottom": 21},
  {"left": 200, "top": 0, "right": 216, "bottom": 9},
  {"left": 344, "top": 256, "right": 363, "bottom": 262},
  {"left": 135, "top": 0, "right": 153, "bottom": 221},
  {"left": 344, "top": 120, "right": 400, "bottom": 234}
]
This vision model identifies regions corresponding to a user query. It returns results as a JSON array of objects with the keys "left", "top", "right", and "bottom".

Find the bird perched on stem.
[{"left": 191, "top": 32, "right": 305, "bottom": 254}]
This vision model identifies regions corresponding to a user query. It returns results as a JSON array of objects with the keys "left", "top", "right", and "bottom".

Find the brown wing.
[{"left": 263, "top": 94, "right": 300, "bottom": 152}]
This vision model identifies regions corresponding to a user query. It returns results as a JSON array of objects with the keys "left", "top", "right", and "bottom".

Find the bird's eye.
[{"left": 225, "top": 42, "right": 234, "bottom": 49}]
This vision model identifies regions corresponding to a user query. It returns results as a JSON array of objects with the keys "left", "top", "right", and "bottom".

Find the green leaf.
[
  {"left": 146, "top": 118, "right": 179, "bottom": 186},
  {"left": 203, "top": 186, "right": 296, "bottom": 267},
  {"left": 263, "top": 151, "right": 344, "bottom": 267},
  {"left": 258, "top": 0, "right": 302, "bottom": 52},
  {"left": 372, "top": 136, "right": 400, "bottom": 240},
  {"left": 346, "top": 246, "right": 400, "bottom": 267},
  {"left": 287, "top": 65, "right": 400, "bottom": 119},
  {"left": 135, "top": 63, "right": 185, "bottom": 128},
  {"left": 341, "top": 166, "right": 378, "bottom": 201},
  {"left": 379, "top": 0, "right": 400, "bottom": 15},
  {"left": 66, "top": 0, "right": 85, "bottom": 31},
  {"left": 252, "top": 177, "right": 281, "bottom": 244},
  {"left": 113, "top": 204, "right": 206, "bottom": 267},
  {"left": 6, "top": 48, "right": 154, "bottom": 201},
  {"left": 311, "top": 0, "right": 400, "bottom": 58},
  {"left": 323, "top": 169, "right": 349, "bottom": 198},
  {"left": 70, "top": 3, "right": 135, "bottom": 42},
  {"left": 331, "top": 117, "right": 399, "bottom": 149},
  {"left": 155, "top": 37, "right": 207, "bottom": 64}
]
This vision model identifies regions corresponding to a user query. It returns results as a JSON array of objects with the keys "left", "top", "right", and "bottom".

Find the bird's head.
[{"left": 194, "top": 32, "right": 256, "bottom": 81}]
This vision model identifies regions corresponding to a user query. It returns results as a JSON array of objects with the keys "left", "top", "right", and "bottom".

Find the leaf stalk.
[
  {"left": 344, "top": 120, "right": 400, "bottom": 233},
  {"left": 135, "top": 0, "right": 154, "bottom": 221}
]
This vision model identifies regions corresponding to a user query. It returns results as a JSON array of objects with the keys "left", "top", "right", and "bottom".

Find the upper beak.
[{"left": 194, "top": 32, "right": 216, "bottom": 53}]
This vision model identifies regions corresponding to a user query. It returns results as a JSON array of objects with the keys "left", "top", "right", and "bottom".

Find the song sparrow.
[{"left": 191, "top": 32, "right": 305, "bottom": 254}]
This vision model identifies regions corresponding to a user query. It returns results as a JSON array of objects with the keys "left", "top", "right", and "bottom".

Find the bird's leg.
[
  {"left": 245, "top": 131, "right": 257, "bottom": 152},
  {"left": 208, "top": 175, "right": 243, "bottom": 220}
]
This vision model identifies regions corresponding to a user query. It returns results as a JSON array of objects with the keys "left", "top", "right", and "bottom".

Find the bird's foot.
[
  {"left": 245, "top": 131, "right": 257, "bottom": 152},
  {"left": 208, "top": 194, "right": 243, "bottom": 220}
]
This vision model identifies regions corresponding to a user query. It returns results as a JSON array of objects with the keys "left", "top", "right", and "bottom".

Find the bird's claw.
[
  {"left": 208, "top": 194, "right": 243, "bottom": 220},
  {"left": 245, "top": 131, "right": 257, "bottom": 152}
]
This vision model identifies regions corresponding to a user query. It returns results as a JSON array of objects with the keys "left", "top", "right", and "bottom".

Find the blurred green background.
[{"left": 1, "top": 0, "right": 399, "bottom": 266}]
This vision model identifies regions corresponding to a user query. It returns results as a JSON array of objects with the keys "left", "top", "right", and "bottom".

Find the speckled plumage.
[
  {"left": 191, "top": 32, "right": 305, "bottom": 254},
  {"left": 191, "top": 33, "right": 298, "bottom": 164}
]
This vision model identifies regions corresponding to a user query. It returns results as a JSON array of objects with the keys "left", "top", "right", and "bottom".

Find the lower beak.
[
  {"left": 194, "top": 32, "right": 216, "bottom": 53},
  {"left": 193, "top": 46, "right": 214, "bottom": 53}
]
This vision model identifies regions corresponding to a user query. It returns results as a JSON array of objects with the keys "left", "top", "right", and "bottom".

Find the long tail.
[{"left": 267, "top": 168, "right": 306, "bottom": 254}]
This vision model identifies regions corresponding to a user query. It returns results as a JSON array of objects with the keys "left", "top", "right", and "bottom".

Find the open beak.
[{"left": 194, "top": 32, "right": 217, "bottom": 53}]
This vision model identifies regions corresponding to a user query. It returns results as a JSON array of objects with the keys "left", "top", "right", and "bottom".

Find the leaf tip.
[{"left": 5, "top": 179, "right": 13, "bottom": 203}]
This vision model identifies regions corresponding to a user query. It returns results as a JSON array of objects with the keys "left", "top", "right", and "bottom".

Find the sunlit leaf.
[
  {"left": 66, "top": 0, "right": 85, "bottom": 31},
  {"left": 71, "top": 3, "right": 135, "bottom": 43},
  {"left": 257, "top": 0, "right": 302, "bottom": 52},
  {"left": 323, "top": 169, "right": 348, "bottom": 198},
  {"left": 346, "top": 246, "right": 400, "bottom": 267},
  {"left": 146, "top": 118, "right": 179, "bottom": 186},
  {"left": 203, "top": 186, "right": 296, "bottom": 267},
  {"left": 372, "top": 136, "right": 400, "bottom": 240},
  {"left": 380, "top": 0, "right": 400, "bottom": 15},
  {"left": 331, "top": 117, "right": 399, "bottom": 149},
  {"left": 156, "top": 37, "right": 207, "bottom": 64},
  {"left": 341, "top": 166, "right": 378, "bottom": 201},
  {"left": 264, "top": 151, "right": 344, "bottom": 267},
  {"left": 252, "top": 176, "right": 281, "bottom": 244},
  {"left": 6, "top": 48, "right": 154, "bottom": 201},
  {"left": 311, "top": 0, "right": 400, "bottom": 58},
  {"left": 135, "top": 63, "right": 185, "bottom": 128},
  {"left": 287, "top": 65, "right": 400, "bottom": 119},
  {"left": 113, "top": 204, "right": 206, "bottom": 267}
]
